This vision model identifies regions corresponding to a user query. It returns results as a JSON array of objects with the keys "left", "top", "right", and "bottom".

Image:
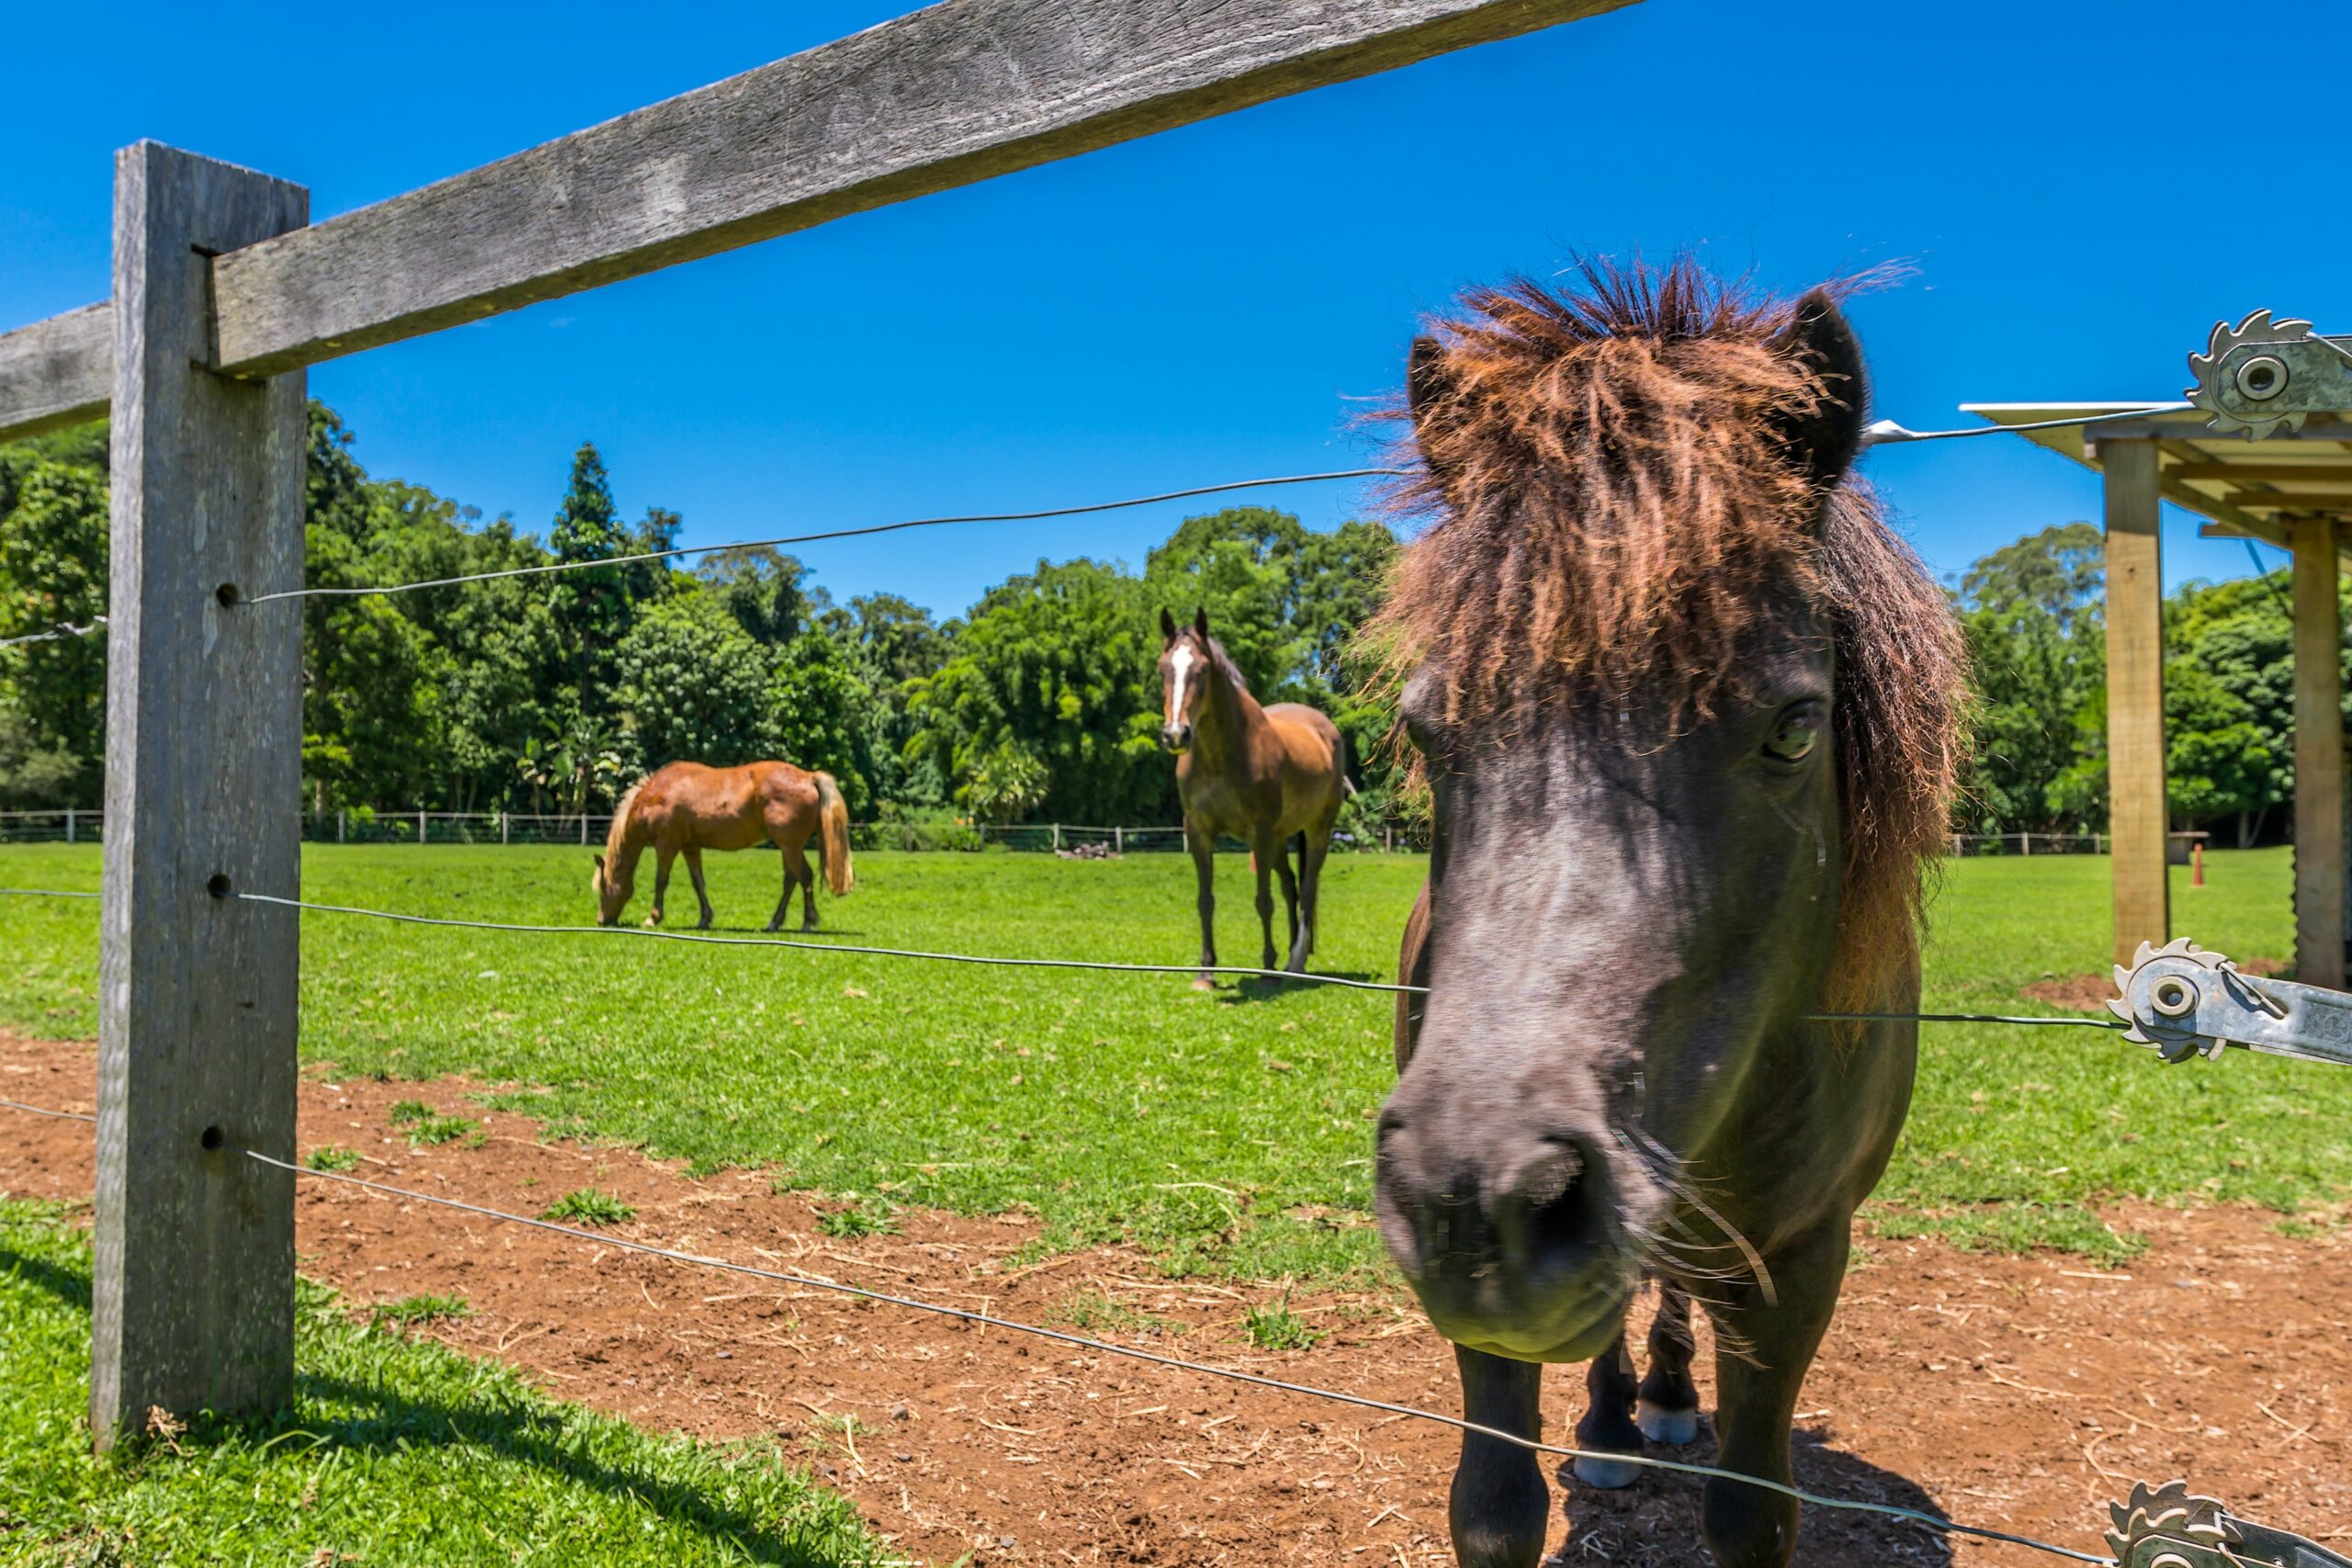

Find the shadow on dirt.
[{"left": 1548, "top": 1426, "right": 1956, "bottom": 1566}]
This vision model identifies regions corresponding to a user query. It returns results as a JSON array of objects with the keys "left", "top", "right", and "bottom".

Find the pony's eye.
[{"left": 1763, "top": 704, "right": 1825, "bottom": 763}]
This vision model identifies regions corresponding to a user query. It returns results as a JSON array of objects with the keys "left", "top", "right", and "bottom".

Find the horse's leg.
[
  {"left": 1570, "top": 1321, "right": 1645, "bottom": 1488},
  {"left": 797, "top": 848, "right": 820, "bottom": 931},
  {"left": 1698, "top": 1223, "right": 1848, "bottom": 1568},
  {"left": 767, "top": 841, "right": 802, "bottom": 932},
  {"left": 1637, "top": 1283, "right": 1702, "bottom": 1445},
  {"left": 648, "top": 845, "right": 676, "bottom": 927},
  {"left": 1448, "top": 1345, "right": 1548, "bottom": 1568},
  {"left": 1293, "top": 825, "right": 1330, "bottom": 973},
  {"left": 1272, "top": 840, "right": 1302, "bottom": 969},
  {"left": 1251, "top": 831, "right": 1280, "bottom": 973},
  {"left": 1189, "top": 824, "right": 1217, "bottom": 991},
  {"left": 684, "top": 848, "right": 714, "bottom": 931}
]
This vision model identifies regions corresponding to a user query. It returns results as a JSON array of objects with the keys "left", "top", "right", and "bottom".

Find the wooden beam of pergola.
[{"left": 0, "top": 0, "right": 1635, "bottom": 442}]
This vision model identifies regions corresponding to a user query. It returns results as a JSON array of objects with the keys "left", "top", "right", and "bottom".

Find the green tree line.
[
  {"left": 0, "top": 409, "right": 1401, "bottom": 829},
  {"left": 6, "top": 412, "right": 2326, "bottom": 840}
]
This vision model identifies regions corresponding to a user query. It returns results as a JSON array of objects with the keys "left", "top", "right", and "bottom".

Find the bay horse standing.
[
  {"left": 1157, "top": 608, "right": 1349, "bottom": 985},
  {"left": 1367, "top": 261, "right": 1964, "bottom": 1567},
  {"left": 593, "top": 761, "right": 852, "bottom": 931}
]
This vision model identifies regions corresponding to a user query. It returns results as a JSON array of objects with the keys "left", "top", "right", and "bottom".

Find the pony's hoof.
[
  {"left": 1192, "top": 976, "right": 1216, "bottom": 993},
  {"left": 643, "top": 915, "right": 662, "bottom": 929},
  {"left": 1572, "top": 1454, "right": 1644, "bottom": 1491},
  {"left": 1636, "top": 1400, "right": 1701, "bottom": 1447}
]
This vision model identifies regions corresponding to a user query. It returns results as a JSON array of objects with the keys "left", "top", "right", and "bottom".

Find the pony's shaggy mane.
[
  {"left": 603, "top": 781, "right": 643, "bottom": 868},
  {"left": 1364, "top": 257, "right": 1966, "bottom": 1007}
]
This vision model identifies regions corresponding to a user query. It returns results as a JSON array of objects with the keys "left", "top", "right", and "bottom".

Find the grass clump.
[
  {"left": 388, "top": 1099, "right": 477, "bottom": 1147},
  {"left": 368, "top": 1292, "right": 470, "bottom": 1328},
  {"left": 1241, "top": 1292, "right": 1321, "bottom": 1351},
  {"left": 306, "top": 1145, "right": 362, "bottom": 1172},
  {"left": 1047, "top": 1290, "right": 1177, "bottom": 1338},
  {"left": 0, "top": 1199, "right": 876, "bottom": 1564},
  {"left": 539, "top": 1188, "right": 636, "bottom": 1226},
  {"left": 814, "top": 1197, "right": 899, "bottom": 1240}
]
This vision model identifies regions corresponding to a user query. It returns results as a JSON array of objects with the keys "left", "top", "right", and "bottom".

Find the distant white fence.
[{"left": 0, "top": 812, "right": 2191, "bottom": 858}]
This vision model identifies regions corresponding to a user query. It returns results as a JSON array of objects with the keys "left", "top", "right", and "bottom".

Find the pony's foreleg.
[
  {"left": 1700, "top": 1222, "right": 1847, "bottom": 1568},
  {"left": 1638, "top": 1283, "right": 1702, "bottom": 1444},
  {"left": 1188, "top": 826, "right": 1217, "bottom": 991},
  {"left": 1570, "top": 1322, "right": 1645, "bottom": 1489},
  {"left": 1446, "top": 1345, "right": 1548, "bottom": 1568},
  {"left": 794, "top": 847, "right": 819, "bottom": 931},
  {"left": 1250, "top": 833, "right": 1280, "bottom": 973},
  {"left": 648, "top": 845, "right": 677, "bottom": 927},
  {"left": 684, "top": 848, "right": 714, "bottom": 930}
]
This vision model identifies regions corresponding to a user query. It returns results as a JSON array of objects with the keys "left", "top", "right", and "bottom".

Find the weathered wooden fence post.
[{"left": 93, "top": 142, "right": 308, "bottom": 1450}]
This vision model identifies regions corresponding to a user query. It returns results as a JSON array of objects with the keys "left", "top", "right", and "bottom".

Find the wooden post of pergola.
[
  {"left": 2292, "top": 516, "right": 2345, "bottom": 985},
  {"left": 1962, "top": 403, "right": 2352, "bottom": 982},
  {"left": 2100, "top": 437, "right": 2170, "bottom": 965}
]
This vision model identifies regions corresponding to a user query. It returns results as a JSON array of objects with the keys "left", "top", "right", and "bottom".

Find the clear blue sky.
[{"left": 6, "top": 2, "right": 2341, "bottom": 619}]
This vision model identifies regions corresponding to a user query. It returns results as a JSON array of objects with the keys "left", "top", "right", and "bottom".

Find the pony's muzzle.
[
  {"left": 1159, "top": 722, "right": 1193, "bottom": 753},
  {"left": 1374, "top": 1112, "right": 1622, "bottom": 1359}
]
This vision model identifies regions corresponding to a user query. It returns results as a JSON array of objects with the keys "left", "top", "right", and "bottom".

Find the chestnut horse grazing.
[
  {"left": 1157, "top": 607, "right": 1348, "bottom": 985},
  {"left": 593, "top": 761, "right": 852, "bottom": 931},
  {"left": 1369, "top": 261, "right": 1965, "bottom": 1567}
]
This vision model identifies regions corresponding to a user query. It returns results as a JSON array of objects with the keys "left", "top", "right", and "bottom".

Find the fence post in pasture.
[
  {"left": 1052, "top": 823, "right": 1062, "bottom": 852},
  {"left": 336, "top": 808, "right": 345, "bottom": 844},
  {"left": 418, "top": 807, "right": 426, "bottom": 844},
  {"left": 92, "top": 143, "right": 309, "bottom": 1450},
  {"left": 1114, "top": 826, "right": 1123, "bottom": 854},
  {"left": 501, "top": 812, "right": 509, "bottom": 846},
  {"left": 64, "top": 807, "right": 74, "bottom": 844},
  {"left": 580, "top": 815, "right": 588, "bottom": 846},
  {"left": 2020, "top": 831, "right": 2030, "bottom": 856}
]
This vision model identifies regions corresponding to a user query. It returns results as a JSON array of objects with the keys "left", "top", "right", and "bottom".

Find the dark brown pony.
[
  {"left": 1156, "top": 608, "right": 1349, "bottom": 984},
  {"left": 593, "top": 761, "right": 852, "bottom": 931},
  {"left": 1366, "top": 260, "right": 1964, "bottom": 1567}
]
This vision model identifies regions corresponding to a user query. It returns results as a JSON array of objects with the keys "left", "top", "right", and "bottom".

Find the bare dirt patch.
[{"left": 6, "top": 1032, "right": 2349, "bottom": 1566}]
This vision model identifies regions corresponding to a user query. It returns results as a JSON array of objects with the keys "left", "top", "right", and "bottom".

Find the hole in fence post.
[
  {"left": 206, "top": 873, "right": 232, "bottom": 899},
  {"left": 214, "top": 583, "right": 241, "bottom": 607},
  {"left": 199, "top": 1125, "right": 224, "bottom": 1152}
]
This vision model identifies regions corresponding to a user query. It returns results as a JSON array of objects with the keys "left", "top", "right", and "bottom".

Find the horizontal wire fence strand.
[
  {"left": 0, "top": 883, "right": 2143, "bottom": 1028},
  {"left": 0, "top": 1098, "right": 96, "bottom": 1122},
  {"left": 241, "top": 469, "right": 1410, "bottom": 605},
  {"left": 235, "top": 891, "right": 2146, "bottom": 1028},
  {"left": 1862, "top": 403, "right": 2195, "bottom": 444},
  {"left": 234, "top": 892, "right": 1418, "bottom": 991},
  {"left": 0, "top": 616, "right": 106, "bottom": 649},
  {"left": 220, "top": 1139, "right": 2109, "bottom": 1566}
]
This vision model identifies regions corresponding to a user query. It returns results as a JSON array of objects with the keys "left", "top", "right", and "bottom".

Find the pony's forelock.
[{"left": 1359, "top": 255, "right": 1966, "bottom": 1008}]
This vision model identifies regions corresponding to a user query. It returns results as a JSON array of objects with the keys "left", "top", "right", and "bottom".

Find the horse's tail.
[{"left": 814, "top": 771, "right": 854, "bottom": 895}]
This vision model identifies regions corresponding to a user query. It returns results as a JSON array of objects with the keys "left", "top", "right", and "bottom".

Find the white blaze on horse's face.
[{"left": 1161, "top": 643, "right": 1198, "bottom": 753}]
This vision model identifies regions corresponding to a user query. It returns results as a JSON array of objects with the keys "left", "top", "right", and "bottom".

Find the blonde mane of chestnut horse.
[{"left": 592, "top": 761, "right": 851, "bottom": 932}]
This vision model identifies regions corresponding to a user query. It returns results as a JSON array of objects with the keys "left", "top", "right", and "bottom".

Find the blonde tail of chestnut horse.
[{"left": 815, "top": 771, "right": 854, "bottom": 896}]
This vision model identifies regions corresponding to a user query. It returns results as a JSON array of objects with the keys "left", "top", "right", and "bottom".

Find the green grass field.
[
  {"left": 0, "top": 1199, "right": 878, "bottom": 1566},
  {"left": 3, "top": 843, "right": 2345, "bottom": 1275}
]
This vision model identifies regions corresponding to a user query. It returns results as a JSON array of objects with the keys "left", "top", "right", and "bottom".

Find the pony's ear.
[
  {"left": 1405, "top": 336, "right": 1465, "bottom": 496},
  {"left": 1159, "top": 607, "right": 1178, "bottom": 643},
  {"left": 1193, "top": 606, "right": 1210, "bottom": 642},
  {"left": 592, "top": 853, "right": 605, "bottom": 875},
  {"left": 1768, "top": 288, "right": 1868, "bottom": 491}
]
